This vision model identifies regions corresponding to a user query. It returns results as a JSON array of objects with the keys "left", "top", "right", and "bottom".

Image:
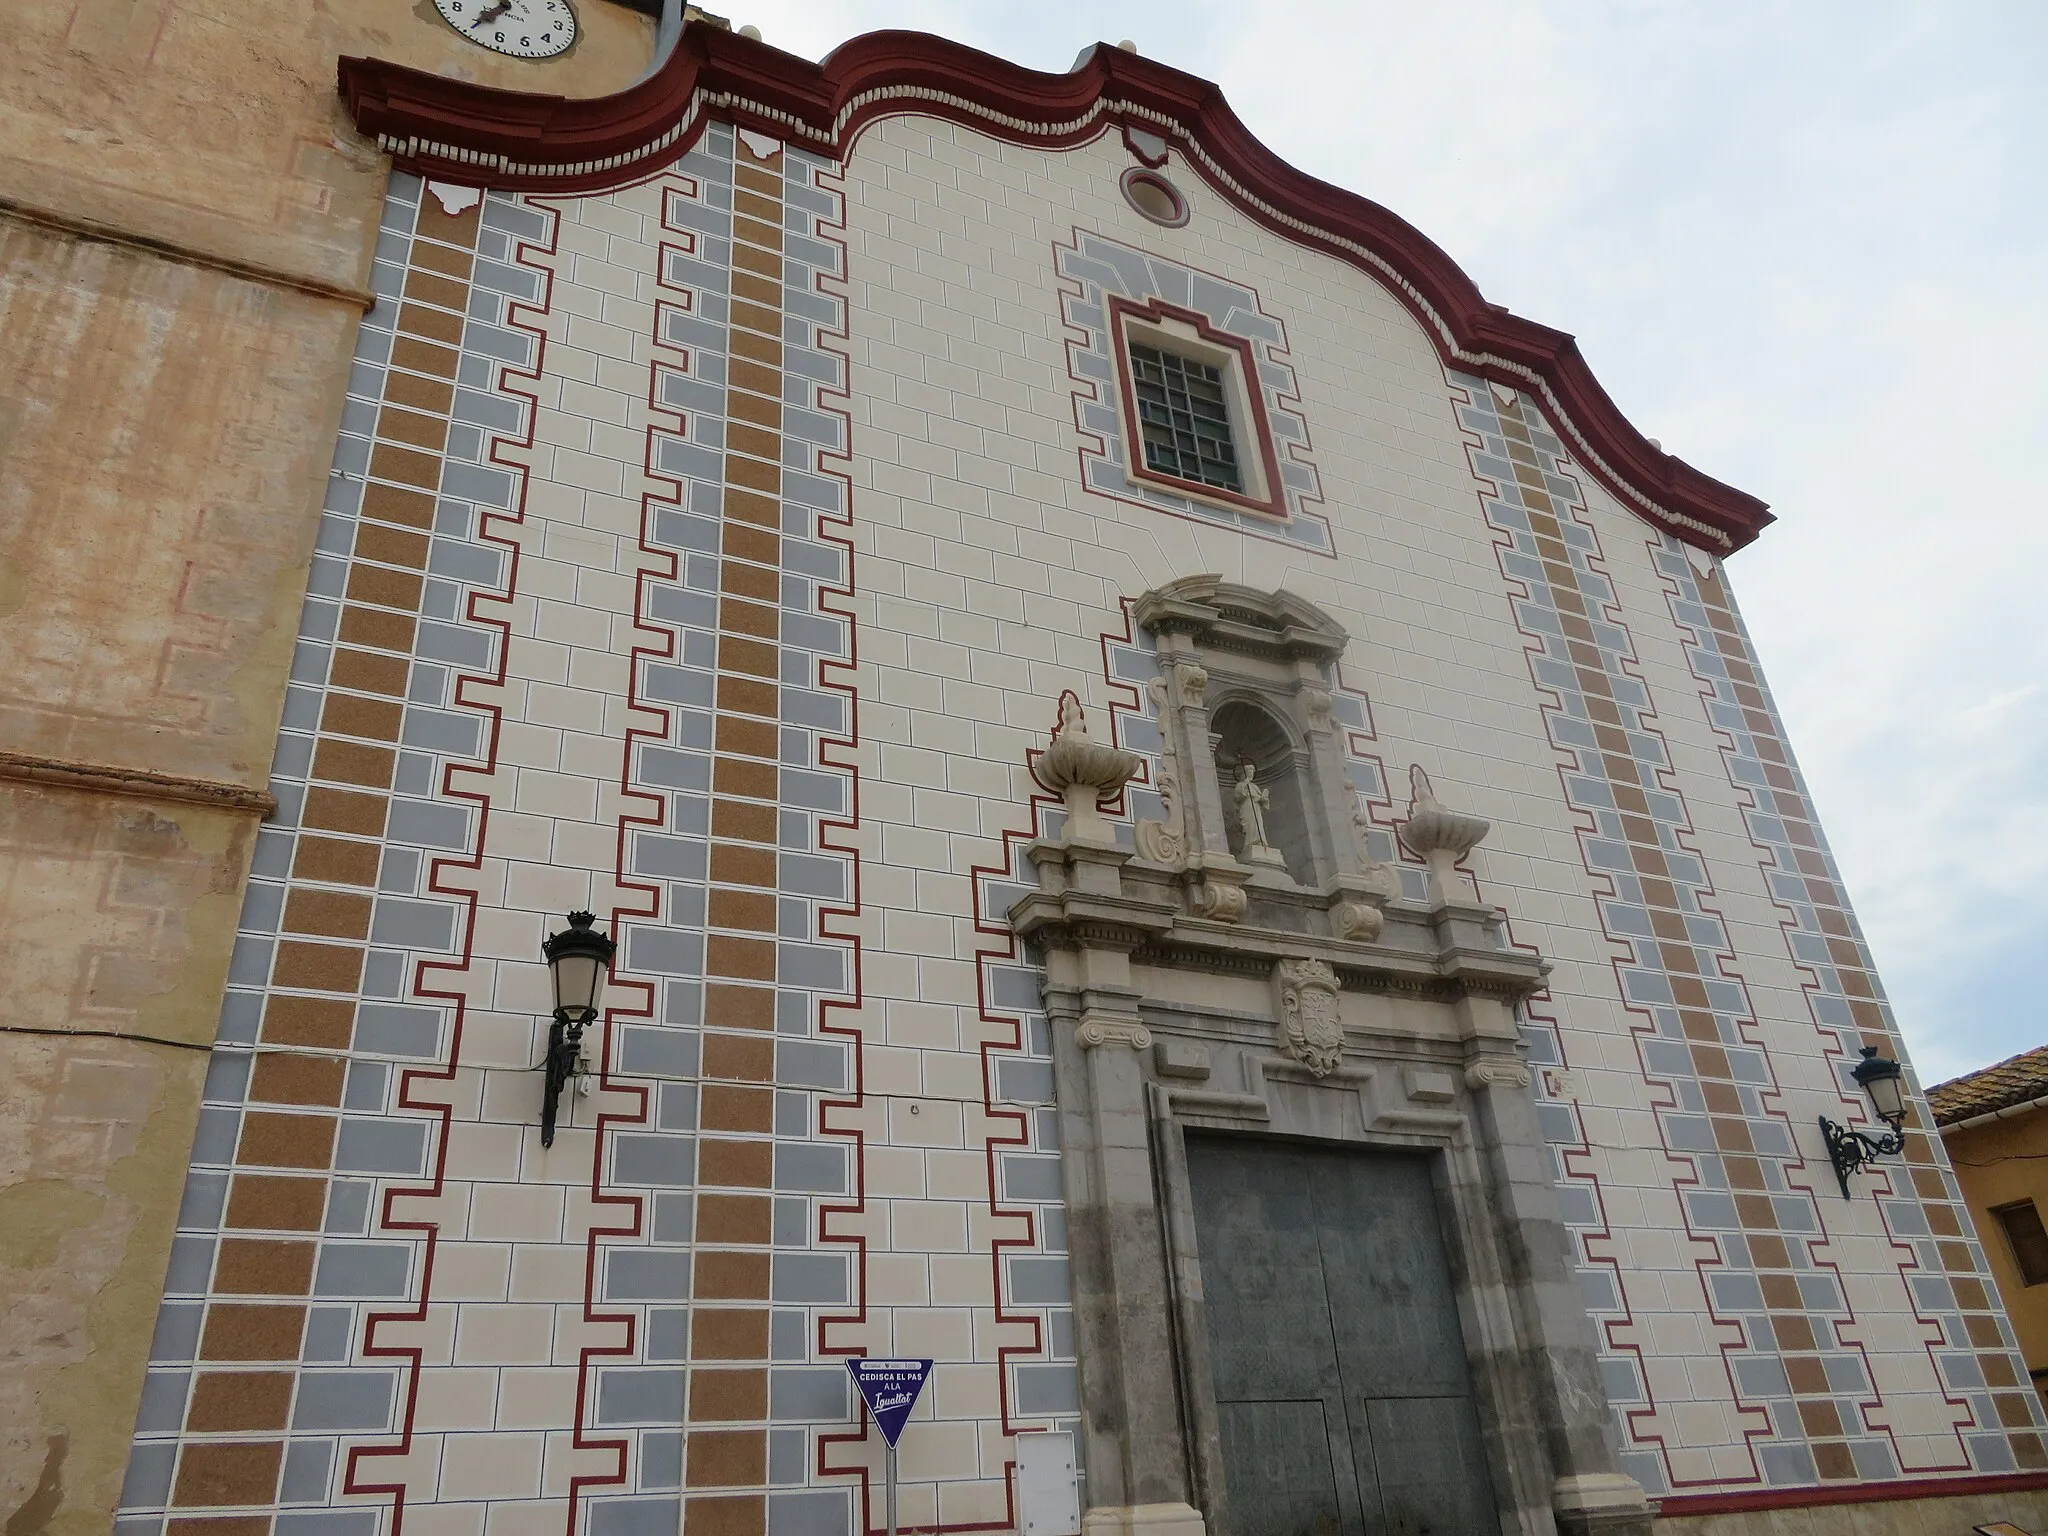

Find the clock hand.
[{"left": 470, "top": 0, "right": 513, "bottom": 27}]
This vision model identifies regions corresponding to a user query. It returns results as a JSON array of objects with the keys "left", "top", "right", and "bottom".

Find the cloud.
[{"left": 738, "top": 0, "right": 2048, "bottom": 1076}]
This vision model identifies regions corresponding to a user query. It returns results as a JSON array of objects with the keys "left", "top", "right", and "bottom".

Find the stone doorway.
[{"left": 1186, "top": 1135, "right": 1502, "bottom": 1536}]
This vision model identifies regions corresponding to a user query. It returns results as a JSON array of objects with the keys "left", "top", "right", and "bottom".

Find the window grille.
[{"left": 1130, "top": 342, "right": 1243, "bottom": 493}]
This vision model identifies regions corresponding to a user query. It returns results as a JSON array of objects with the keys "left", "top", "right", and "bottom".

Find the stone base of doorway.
[
  {"left": 1081, "top": 1502, "right": 1207, "bottom": 1536},
  {"left": 1556, "top": 1472, "right": 1657, "bottom": 1536},
  {"left": 1654, "top": 1480, "right": 2048, "bottom": 1536}
]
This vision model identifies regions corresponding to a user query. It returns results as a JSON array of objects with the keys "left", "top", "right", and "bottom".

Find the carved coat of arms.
[{"left": 1273, "top": 957, "right": 1343, "bottom": 1077}]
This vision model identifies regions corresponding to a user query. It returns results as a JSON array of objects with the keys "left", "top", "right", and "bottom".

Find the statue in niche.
[{"left": 1232, "top": 760, "right": 1286, "bottom": 869}]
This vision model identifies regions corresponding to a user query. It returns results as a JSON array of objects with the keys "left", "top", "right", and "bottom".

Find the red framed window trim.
[{"left": 1106, "top": 293, "right": 1291, "bottom": 522}]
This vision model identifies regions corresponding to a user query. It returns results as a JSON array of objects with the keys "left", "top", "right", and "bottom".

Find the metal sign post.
[{"left": 846, "top": 1358, "right": 934, "bottom": 1536}]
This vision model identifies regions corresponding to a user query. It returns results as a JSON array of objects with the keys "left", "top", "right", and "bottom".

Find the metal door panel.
[
  {"left": 1215, "top": 1400, "right": 1347, "bottom": 1536},
  {"left": 1187, "top": 1138, "right": 1501, "bottom": 1536},
  {"left": 1313, "top": 1151, "right": 1472, "bottom": 1402},
  {"left": 1361, "top": 1396, "right": 1499, "bottom": 1536},
  {"left": 1188, "top": 1139, "right": 1365, "bottom": 1536}
]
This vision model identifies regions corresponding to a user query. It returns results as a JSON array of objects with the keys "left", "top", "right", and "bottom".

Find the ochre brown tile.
[
  {"left": 730, "top": 218, "right": 782, "bottom": 255},
  {"left": 709, "top": 845, "right": 776, "bottom": 888},
  {"left": 407, "top": 239, "right": 474, "bottom": 281},
  {"left": 728, "top": 358, "right": 779, "bottom": 398},
  {"left": 328, "top": 648, "right": 410, "bottom": 698},
  {"left": 167, "top": 1517, "right": 272, "bottom": 1536},
  {"left": 311, "top": 738, "right": 396, "bottom": 789},
  {"left": 214, "top": 1238, "right": 316, "bottom": 1295},
  {"left": 704, "top": 935, "right": 774, "bottom": 981},
  {"left": 732, "top": 185, "right": 780, "bottom": 220},
  {"left": 377, "top": 404, "right": 450, "bottom": 452},
  {"left": 172, "top": 1441, "right": 284, "bottom": 1508},
  {"left": 707, "top": 889, "right": 776, "bottom": 934},
  {"left": 301, "top": 788, "right": 389, "bottom": 839},
  {"left": 713, "top": 716, "right": 777, "bottom": 761},
  {"left": 716, "top": 676, "right": 777, "bottom": 719},
  {"left": 700, "top": 1000, "right": 775, "bottom": 1063},
  {"left": 291, "top": 835, "right": 382, "bottom": 888},
  {"left": 726, "top": 390, "right": 781, "bottom": 429},
  {"left": 712, "top": 759, "right": 777, "bottom": 801},
  {"left": 282, "top": 889, "right": 373, "bottom": 940},
  {"left": 270, "top": 940, "right": 365, "bottom": 993},
  {"left": 729, "top": 330, "right": 781, "bottom": 368},
  {"left": 716, "top": 636, "right": 777, "bottom": 679},
  {"left": 321, "top": 692, "right": 405, "bottom": 742},
  {"left": 724, "top": 455, "right": 780, "bottom": 495},
  {"left": 361, "top": 482, "right": 437, "bottom": 531},
  {"left": 689, "top": 1368, "right": 767, "bottom": 1422},
  {"left": 354, "top": 519, "right": 432, "bottom": 567},
  {"left": 718, "top": 598, "right": 777, "bottom": 640},
  {"left": 686, "top": 1428, "right": 766, "bottom": 1488},
  {"left": 721, "top": 522, "right": 778, "bottom": 566},
  {"left": 699, "top": 1085, "right": 773, "bottom": 1134},
  {"left": 684, "top": 1494, "right": 765, "bottom": 1536},
  {"left": 368, "top": 443, "right": 441, "bottom": 492},
  {"left": 390, "top": 335, "right": 460, "bottom": 379},
  {"left": 187, "top": 1371, "right": 295, "bottom": 1432},
  {"left": 261, "top": 995, "right": 354, "bottom": 1050},
  {"left": 725, "top": 424, "right": 779, "bottom": 463},
  {"left": 225, "top": 1175, "right": 328, "bottom": 1232},
  {"left": 695, "top": 1193, "right": 772, "bottom": 1245},
  {"left": 200, "top": 1304, "right": 305, "bottom": 1362},
  {"left": 384, "top": 370, "right": 455, "bottom": 416},
  {"left": 690, "top": 1309, "right": 769, "bottom": 1360},
  {"left": 401, "top": 269, "right": 468, "bottom": 312},
  {"left": 710, "top": 800, "right": 776, "bottom": 844},
  {"left": 348, "top": 569, "right": 428, "bottom": 618},
  {"left": 248, "top": 1054, "right": 346, "bottom": 1108},
  {"left": 696, "top": 1140, "right": 773, "bottom": 1190},
  {"left": 414, "top": 195, "right": 482, "bottom": 246},
  {"left": 338, "top": 604, "right": 418, "bottom": 652},
  {"left": 236, "top": 1112, "right": 337, "bottom": 1170},
  {"left": 397, "top": 301, "right": 464, "bottom": 346}
]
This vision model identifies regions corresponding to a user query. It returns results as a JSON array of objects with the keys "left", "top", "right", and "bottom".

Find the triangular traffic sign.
[{"left": 847, "top": 1358, "right": 934, "bottom": 1448}]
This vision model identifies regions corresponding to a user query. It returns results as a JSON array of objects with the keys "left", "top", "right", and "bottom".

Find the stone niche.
[{"left": 1009, "top": 578, "right": 1652, "bottom": 1536}]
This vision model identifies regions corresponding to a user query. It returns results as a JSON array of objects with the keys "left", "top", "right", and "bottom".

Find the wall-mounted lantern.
[
  {"left": 1819, "top": 1045, "right": 1908, "bottom": 1199},
  {"left": 539, "top": 911, "right": 615, "bottom": 1147}
]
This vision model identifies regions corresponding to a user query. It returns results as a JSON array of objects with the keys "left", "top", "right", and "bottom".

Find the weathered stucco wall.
[
  {"left": 0, "top": 0, "right": 654, "bottom": 290},
  {"left": 1945, "top": 1114, "right": 2048, "bottom": 1386},
  {"left": 0, "top": 4, "right": 656, "bottom": 1530}
]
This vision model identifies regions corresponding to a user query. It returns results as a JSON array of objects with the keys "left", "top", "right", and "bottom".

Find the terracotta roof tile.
[{"left": 1928, "top": 1044, "right": 2048, "bottom": 1127}]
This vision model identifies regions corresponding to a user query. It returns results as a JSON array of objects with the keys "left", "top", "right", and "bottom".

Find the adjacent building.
[
  {"left": 6, "top": 9, "right": 2045, "bottom": 1536},
  {"left": 1934, "top": 1049, "right": 2048, "bottom": 1413}
]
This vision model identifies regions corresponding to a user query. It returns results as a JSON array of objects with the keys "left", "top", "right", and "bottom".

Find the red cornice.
[{"left": 338, "top": 25, "right": 1773, "bottom": 552}]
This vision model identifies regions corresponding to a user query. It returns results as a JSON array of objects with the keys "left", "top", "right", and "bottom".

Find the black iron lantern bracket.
[
  {"left": 539, "top": 911, "right": 616, "bottom": 1148},
  {"left": 1819, "top": 1045, "right": 1909, "bottom": 1200}
]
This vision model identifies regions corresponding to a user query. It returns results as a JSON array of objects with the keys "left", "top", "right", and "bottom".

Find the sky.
[{"left": 734, "top": 1, "right": 2048, "bottom": 1083}]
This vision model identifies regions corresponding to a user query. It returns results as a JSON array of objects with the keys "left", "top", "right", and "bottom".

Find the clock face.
[{"left": 433, "top": 0, "right": 577, "bottom": 58}]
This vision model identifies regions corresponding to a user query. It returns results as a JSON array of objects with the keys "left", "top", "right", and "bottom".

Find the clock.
[{"left": 433, "top": 0, "right": 577, "bottom": 58}]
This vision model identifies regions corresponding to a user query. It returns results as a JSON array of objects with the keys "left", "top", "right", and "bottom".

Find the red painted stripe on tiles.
[{"left": 1655, "top": 1467, "right": 2048, "bottom": 1515}]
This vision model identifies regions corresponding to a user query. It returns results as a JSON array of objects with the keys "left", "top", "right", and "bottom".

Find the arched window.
[{"left": 1210, "top": 699, "right": 1315, "bottom": 886}]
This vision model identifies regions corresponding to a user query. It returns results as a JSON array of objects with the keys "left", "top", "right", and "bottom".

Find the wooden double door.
[{"left": 1187, "top": 1136, "right": 1502, "bottom": 1536}]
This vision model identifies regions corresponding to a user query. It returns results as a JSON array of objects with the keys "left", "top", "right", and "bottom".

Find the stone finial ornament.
[
  {"left": 1031, "top": 690, "right": 1142, "bottom": 845},
  {"left": 1398, "top": 765, "right": 1489, "bottom": 905},
  {"left": 1274, "top": 956, "right": 1343, "bottom": 1077},
  {"left": 1134, "top": 678, "right": 1187, "bottom": 867}
]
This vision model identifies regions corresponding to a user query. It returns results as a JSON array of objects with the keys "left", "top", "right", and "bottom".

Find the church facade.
[{"left": 6, "top": 13, "right": 2042, "bottom": 1536}]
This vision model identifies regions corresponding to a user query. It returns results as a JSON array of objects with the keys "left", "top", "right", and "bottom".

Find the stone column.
[{"left": 1012, "top": 694, "right": 1204, "bottom": 1536}]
